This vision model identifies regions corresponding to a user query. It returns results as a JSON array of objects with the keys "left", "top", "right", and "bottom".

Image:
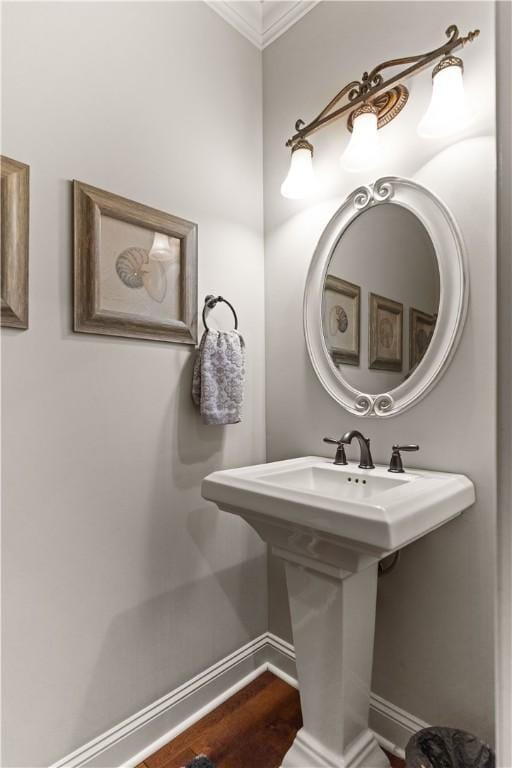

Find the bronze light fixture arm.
[
  {"left": 285, "top": 25, "right": 480, "bottom": 147},
  {"left": 364, "top": 24, "right": 478, "bottom": 87},
  {"left": 313, "top": 80, "right": 362, "bottom": 123}
]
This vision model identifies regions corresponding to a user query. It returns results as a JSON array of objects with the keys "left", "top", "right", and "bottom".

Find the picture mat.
[{"left": 98, "top": 215, "right": 181, "bottom": 324}]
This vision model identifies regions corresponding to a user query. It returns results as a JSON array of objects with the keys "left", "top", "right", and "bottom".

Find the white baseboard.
[
  {"left": 369, "top": 692, "right": 430, "bottom": 760},
  {"left": 50, "top": 632, "right": 428, "bottom": 768}
]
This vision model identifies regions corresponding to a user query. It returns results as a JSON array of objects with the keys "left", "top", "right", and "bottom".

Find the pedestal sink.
[{"left": 202, "top": 456, "right": 475, "bottom": 768}]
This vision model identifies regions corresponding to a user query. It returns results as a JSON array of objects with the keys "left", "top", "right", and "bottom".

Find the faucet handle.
[
  {"left": 388, "top": 444, "right": 419, "bottom": 473},
  {"left": 323, "top": 437, "right": 348, "bottom": 466}
]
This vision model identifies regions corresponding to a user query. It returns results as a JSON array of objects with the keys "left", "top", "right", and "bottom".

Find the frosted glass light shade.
[
  {"left": 280, "top": 141, "right": 316, "bottom": 199},
  {"left": 341, "top": 108, "right": 382, "bottom": 172},
  {"left": 418, "top": 58, "right": 468, "bottom": 138},
  {"left": 148, "top": 233, "right": 180, "bottom": 262}
]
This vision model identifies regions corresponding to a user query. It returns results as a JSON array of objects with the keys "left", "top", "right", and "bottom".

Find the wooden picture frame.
[
  {"left": 369, "top": 292, "right": 403, "bottom": 371},
  {"left": 322, "top": 275, "right": 360, "bottom": 366},
  {"left": 73, "top": 181, "right": 197, "bottom": 344},
  {"left": 1, "top": 156, "right": 29, "bottom": 329},
  {"left": 409, "top": 307, "right": 436, "bottom": 370}
]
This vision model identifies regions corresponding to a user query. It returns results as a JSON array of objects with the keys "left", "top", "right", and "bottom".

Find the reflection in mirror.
[{"left": 322, "top": 204, "right": 439, "bottom": 395}]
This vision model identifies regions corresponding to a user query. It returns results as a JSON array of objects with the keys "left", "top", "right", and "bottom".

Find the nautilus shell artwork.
[
  {"left": 115, "top": 247, "right": 147, "bottom": 289},
  {"left": 329, "top": 304, "right": 349, "bottom": 335},
  {"left": 115, "top": 246, "right": 168, "bottom": 303}
]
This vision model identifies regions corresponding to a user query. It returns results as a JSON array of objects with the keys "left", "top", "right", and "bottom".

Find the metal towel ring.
[{"left": 202, "top": 294, "right": 238, "bottom": 331}]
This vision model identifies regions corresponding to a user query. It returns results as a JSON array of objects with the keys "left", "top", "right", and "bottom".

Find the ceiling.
[{"left": 205, "top": 1, "right": 319, "bottom": 49}]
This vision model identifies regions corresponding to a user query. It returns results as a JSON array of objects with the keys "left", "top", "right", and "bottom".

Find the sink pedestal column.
[{"left": 278, "top": 555, "right": 389, "bottom": 768}]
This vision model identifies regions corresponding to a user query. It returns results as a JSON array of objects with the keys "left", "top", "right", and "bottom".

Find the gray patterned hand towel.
[{"left": 192, "top": 330, "right": 245, "bottom": 425}]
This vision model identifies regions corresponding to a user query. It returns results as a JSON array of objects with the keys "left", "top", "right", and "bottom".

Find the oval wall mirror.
[{"left": 304, "top": 177, "right": 467, "bottom": 417}]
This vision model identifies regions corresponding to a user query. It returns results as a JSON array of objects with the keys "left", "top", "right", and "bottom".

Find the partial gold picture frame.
[
  {"left": 73, "top": 181, "right": 197, "bottom": 345},
  {"left": 409, "top": 307, "right": 436, "bottom": 371},
  {"left": 1, "top": 156, "right": 29, "bottom": 329},
  {"left": 369, "top": 292, "right": 403, "bottom": 372}
]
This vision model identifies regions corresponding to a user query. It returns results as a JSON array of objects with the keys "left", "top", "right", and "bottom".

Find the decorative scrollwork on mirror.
[{"left": 303, "top": 177, "right": 468, "bottom": 418}]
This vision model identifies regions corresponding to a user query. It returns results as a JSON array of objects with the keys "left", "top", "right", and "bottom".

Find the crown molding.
[
  {"left": 262, "top": 1, "right": 320, "bottom": 48},
  {"left": 205, "top": 1, "right": 320, "bottom": 50},
  {"left": 205, "top": 1, "right": 262, "bottom": 47}
]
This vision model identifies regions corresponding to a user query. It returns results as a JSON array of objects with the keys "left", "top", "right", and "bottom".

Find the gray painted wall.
[
  {"left": 263, "top": 1, "right": 496, "bottom": 742},
  {"left": 1, "top": 3, "right": 266, "bottom": 766}
]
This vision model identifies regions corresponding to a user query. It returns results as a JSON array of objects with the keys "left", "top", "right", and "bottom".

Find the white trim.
[
  {"left": 205, "top": 1, "right": 262, "bottom": 48},
  {"left": 369, "top": 693, "right": 430, "bottom": 760},
  {"left": 50, "top": 632, "right": 426, "bottom": 768},
  {"left": 267, "top": 630, "right": 295, "bottom": 660},
  {"left": 204, "top": 1, "right": 319, "bottom": 50},
  {"left": 50, "top": 634, "right": 271, "bottom": 768},
  {"left": 122, "top": 667, "right": 267, "bottom": 768},
  {"left": 496, "top": 2, "right": 512, "bottom": 766},
  {"left": 370, "top": 693, "right": 429, "bottom": 736},
  {"left": 304, "top": 176, "right": 468, "bottom": 418},
  {"left": 262, "top": 1, "right": 320, "bottom": 48}
]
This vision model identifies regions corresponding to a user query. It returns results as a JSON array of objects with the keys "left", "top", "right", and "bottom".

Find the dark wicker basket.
[
  {"left": 406, "top": 728, "right": 495, "bottom": 768},
  {"left": 185, "top": 757, "right": 216, "bottom": 768}
]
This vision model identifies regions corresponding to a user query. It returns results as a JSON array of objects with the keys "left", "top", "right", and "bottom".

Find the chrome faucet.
[{"left": 341, "top": 430, "right": 375, "bottom": 469}]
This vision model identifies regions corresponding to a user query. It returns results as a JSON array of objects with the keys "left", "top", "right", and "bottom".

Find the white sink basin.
[
  {"left": 202, "top": 456, "right": 474, "bottom": 768},
  {"left": 202, "top": 456, "right": 474, "bottom": 558},
  {"left": 261, "top": 463, "right": 407, "bottom": 496}
]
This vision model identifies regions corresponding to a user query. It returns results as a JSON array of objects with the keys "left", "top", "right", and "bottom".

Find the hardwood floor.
[{"left": 137, "top": 671, "right": 405, "bottom": 768}]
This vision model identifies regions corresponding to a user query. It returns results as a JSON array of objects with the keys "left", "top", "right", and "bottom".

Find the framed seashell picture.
[
  {"left": 322, "top": 275, "right": 360, "bottom": 367},
  {"left": 73, "top": 181, "right": 197, "bottom": 344},
  {"left": 369, "top": 292, "right": 403, "bottom": 372}
]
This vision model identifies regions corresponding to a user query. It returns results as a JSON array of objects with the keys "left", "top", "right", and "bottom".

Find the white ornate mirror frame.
[{"left": 304, "top": 176, "right": 468, "bottom": 417}]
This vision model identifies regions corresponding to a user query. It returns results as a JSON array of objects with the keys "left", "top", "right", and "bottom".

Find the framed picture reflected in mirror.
[
  {"left": 410, "top": 307, "right": 437, "bottom": 371},
  {"left": 369, "top": 292, "right": 403, "bottom": 372},
  {"left": 322, "top": 275, "right": 360, "bottom": 366}
]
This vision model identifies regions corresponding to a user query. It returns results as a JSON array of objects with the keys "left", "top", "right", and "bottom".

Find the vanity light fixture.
[
  {"left": 417, "top": 56, "right": 468, "bottom": 138},
  {"left": 281, "top": 24, "right": 479, "bottom": 198},
  {"left": 341, "top": 104, "right": 382, "bottom": 172},
  {"left": 280, "top": 138, "right": 316, "bottom": 199}
]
